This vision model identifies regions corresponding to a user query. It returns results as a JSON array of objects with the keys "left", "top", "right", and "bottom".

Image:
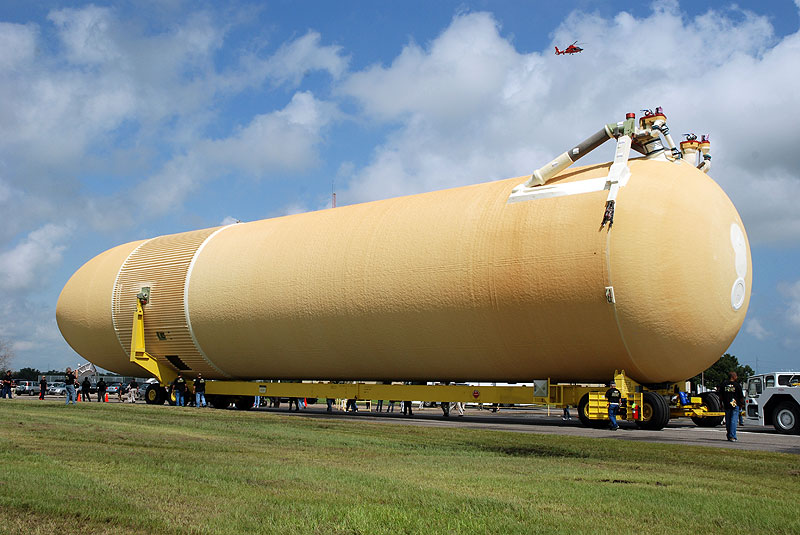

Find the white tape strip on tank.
[
  {"left": 730, "top": 222, "right": 747, "bottom": 310},
  {"left": 507, "top": 173, "right": 631, "bottom": 203}
]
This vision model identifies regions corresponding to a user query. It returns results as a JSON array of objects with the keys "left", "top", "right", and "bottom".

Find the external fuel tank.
[{"left": 56, "top": 159, "right": 750, "bottom": 384}]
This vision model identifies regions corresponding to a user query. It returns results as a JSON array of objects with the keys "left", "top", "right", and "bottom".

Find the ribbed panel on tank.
[{"left": 111, "top": 228, "right": 221, "bottom": 377}]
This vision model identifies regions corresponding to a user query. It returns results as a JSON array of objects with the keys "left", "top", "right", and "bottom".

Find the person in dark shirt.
[
  {"left": 64, "top": 368, "right": 77, "bottom": 405},
  {"left": 97, "top": 379, "right": 107, "bottom": 402},
  {"left": 605, "top": 382, "right": 622, "bottom": 430},
  {"left": 171, "top": 374, "right": 187, "bottom": 407},
  {"left": 39, "top": 376, "right": 47, "bottom": 400},
  {"left": 717, "top": 371, "right": 745, "bottom": 442},
  {"left": 193, "top": 373, "right": 206, "bottom": 408},
  {"left": 1, "top": 370, "right": 14, "bottom": 399},
  {"left": 82, "top": 377, "right": 92, "bottom": 402}
]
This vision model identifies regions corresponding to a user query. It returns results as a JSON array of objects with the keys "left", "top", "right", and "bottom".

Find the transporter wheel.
[
  {"left": 577, "top": 394, "right": 607, "bottom": 428},
  {"left": 635, "top": 392, "right": 669, "bottom": 430},
  {"left": 691, "top": 392, "right": 723, "bottom": 427},
  {"left": 773, "top": 402, "right": 800, "bottom": 434},
  {"left": 145, "top": 384, "right": 165, "bottom": 405},
  {"left": 234, "top": 396, "right": 255, "bottom": 410},
  {"left": 208, "top": 395, "right": 231, "bottom": 409}
]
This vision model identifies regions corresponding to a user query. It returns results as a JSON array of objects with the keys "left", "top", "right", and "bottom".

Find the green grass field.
[{"left": 1, "top": 401, "right": 798, "bottom": 535}]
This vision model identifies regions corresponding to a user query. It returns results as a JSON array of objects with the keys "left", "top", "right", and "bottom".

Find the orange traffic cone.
[
  {"left": 105, "top": 393, "right": 109, "bottom": 402},
  {"left": 77, "top": 393, "right": 81, "bottom": 402}
]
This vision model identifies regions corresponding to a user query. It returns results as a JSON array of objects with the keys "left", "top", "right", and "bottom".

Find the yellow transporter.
[{"left": 57, "top": 113, "right": 749, "bottom": 429}]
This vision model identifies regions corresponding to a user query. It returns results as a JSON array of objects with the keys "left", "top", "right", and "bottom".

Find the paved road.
[
  {"left": 11, "top": 395, "right": 799, "bottom": 454},
  {"left": 272, "top": 406, "right": 800, "bottom": 455}
]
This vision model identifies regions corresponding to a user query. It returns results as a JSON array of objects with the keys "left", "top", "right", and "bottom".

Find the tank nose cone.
[{"left": 56, "top": 241, "right": 145, "bottom": 376}]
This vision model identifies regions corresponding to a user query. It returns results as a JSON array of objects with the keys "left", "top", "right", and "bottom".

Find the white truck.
[{"left": 744, "top": 372, "right": 800, "bottom": 434}]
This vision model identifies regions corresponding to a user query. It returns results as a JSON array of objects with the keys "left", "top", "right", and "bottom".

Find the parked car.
[
  {"left": 106, "top": 382, "right": 128, "bottom": 396},
  {"left": 48, "top": 382, "right": 66, "bottom": 395},
  {"left": 137, "top": 379, "right": 158, "bottom": 398},
  {"left": 15, "top": 380, "right": 37, "bottom": 396}
]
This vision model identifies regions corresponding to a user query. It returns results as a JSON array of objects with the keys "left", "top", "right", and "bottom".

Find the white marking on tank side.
[
  {"left": 111, "top": 239, "right": 153, "bottom": 357},
  {"left": 184, "top": 225, "right": 236, "bottom": 379},
  {"left": 507, "top": 173, "right": 631, "bottom": 203},
  {"left": 730, "top": 222, "right": 747, "bottom": 310}
]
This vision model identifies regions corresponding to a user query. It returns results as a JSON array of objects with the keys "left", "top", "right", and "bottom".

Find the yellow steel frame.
[
  {"left": 127, "top": 296, "right": 717, "bottom": 422},
  {"left": 129, "top": 298, "right": 177, "bottom": 386}
]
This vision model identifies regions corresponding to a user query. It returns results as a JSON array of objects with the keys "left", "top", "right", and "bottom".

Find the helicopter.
[{"left": 555, "top": 41, "right": 583, "bottom": 55}]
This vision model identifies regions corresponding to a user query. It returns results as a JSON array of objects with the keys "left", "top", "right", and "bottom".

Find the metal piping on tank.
[
  {"left": 523, "top": 125, "right": 617, "bottom": 187},
  {"left": 697, "top": 134, "right": 712, "bottom": 173},
  {"left": 508, "top": 107, "right": 714, "bottom": 224},
  {"left": 518, "top": 107, "right": 693, "bottom": 192},
  {"left": 679, "top": 134, "right": 712, "bottom": 174},
  {"left": 639, "top": 107, "right": 682, "bottom": 161}
]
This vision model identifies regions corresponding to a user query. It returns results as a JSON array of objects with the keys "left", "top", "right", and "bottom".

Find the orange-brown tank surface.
[{"left": 56, "top": 159, "right": 751, "bottom": 384}]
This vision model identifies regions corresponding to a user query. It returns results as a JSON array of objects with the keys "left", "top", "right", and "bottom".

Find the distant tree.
[
  {"left": 0, "top": 338, "right": 13, "bottom": 373},
  {"left": 17, "top": 367, "right": 42, "bottom": 380},
  {"left": 692, "top": 353, "right": 754, "bottom": 388},
  {"left": 44, "top": 369, "right": 66, "bottom": 376}
]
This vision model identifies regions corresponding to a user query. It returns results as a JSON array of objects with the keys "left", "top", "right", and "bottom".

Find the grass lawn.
[{"left": 1, "top": 401, "right": 798, "bottom": 535}]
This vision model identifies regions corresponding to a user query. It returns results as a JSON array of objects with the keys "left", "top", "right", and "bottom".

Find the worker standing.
[
  {"left": 717, "top": 371, "right": 745, "bottom": 442},
  {"left": 82, "top": 377, "right": 92, "bottom": 402},
  {"left": 64, "top": 368, "right": 77, "bottom": 405},
  {"left": 194, "top": 373, "right": 206, "bottom": 407},
  {"left": 128, "top": 378, "right": 138, "bottom": 403},
  {"left": 97, "top": 378, "right": 107, "bottom": 402},
  {"left": 1, "top": 370, "right": 14, "bottom": 399},
  {"left": 605, "top": 381, "right": 622, "bottom": 431},
  {"left": 39, "top": 375, "right": 47, "bottom": 400},
  {"left": 171, "top": 374, "right": 187, "bottom": 407}
]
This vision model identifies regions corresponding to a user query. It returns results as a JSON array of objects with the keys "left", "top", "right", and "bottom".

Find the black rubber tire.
[
  {"left": 772, "top": 402, "right": 800, "bottom": 434},
  {"left": 234, "top": 396, "right": 255, "bottom": 410},
  {"left": 144, "top": 384, "right": 165, "bottom": 405},
  {"left": 577, "top": 393, "right": 607, "bottom": 428},
  {"left": 691, "top": 392, "right": 724, "bottom": 427},
  {"left": 209, "top": 395, "right": 230, "bottom": 409},
  {"left": 636, "top": 392, "right": 669, "bottom": 430}
]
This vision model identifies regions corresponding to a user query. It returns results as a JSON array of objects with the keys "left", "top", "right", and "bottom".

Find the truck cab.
[{"left": 745, "top": 372, "right": 800, "bottom": 434}]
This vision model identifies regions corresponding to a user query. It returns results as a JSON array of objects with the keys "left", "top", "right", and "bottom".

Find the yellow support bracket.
[{"left": 129, "top": 296, "right": 177, "bottom": 386}]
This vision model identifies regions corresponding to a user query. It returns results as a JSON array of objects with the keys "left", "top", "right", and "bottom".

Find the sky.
[{"left": 1, "top": 0, "right": 799, "bottom": 375}]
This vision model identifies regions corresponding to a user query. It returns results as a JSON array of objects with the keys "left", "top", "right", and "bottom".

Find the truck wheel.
[
  {"left": 234, "top": 396, "right": 255, "bottom": 410},
  {"left": 691, "top": 392, "right": 723, "bottom": 427},
  {"left": 636, "top": 392, "right": 669, "bottom": 430},
  {"left": 145, "top": 384, "right": 165, "bottom": 405},
  {"left": 773, "top": 402, "right": 800, "bottom": 434},
  {"left": 577, "top": 394, "right": 606, "bottom": 428}
]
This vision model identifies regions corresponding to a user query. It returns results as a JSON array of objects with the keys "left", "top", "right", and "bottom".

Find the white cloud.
[
  {"left": 266, "top": 31, "right": 348, "bottom": 86},
  {"left": 137, "top": 91, "right": 337, "bottom": 216},
  {"left": 779, "top": 280, "right": 800, "bottom": 328},
  {"left": 337, "top": 7, "right": 800, "bottom": 245},
  {"left": 48, "top": 6, "right": 120, "bottom": 65},
  {"left": 0, "top": 224, "right": 73, "bottom": 292},
  {"left": 745, "top": 318, "right": 771, "bottom": 340},
  {"left": 0, "top": 22, "right": 37, "bottom": 69}
]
